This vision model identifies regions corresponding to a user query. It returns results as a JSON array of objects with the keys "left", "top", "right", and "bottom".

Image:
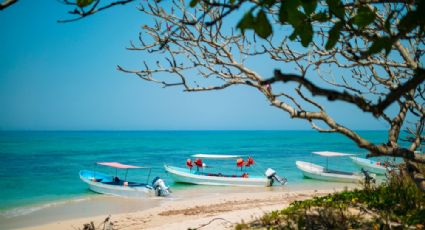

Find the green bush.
[{"left": 241, "top": 171, "right": 425, "bottom": 229}]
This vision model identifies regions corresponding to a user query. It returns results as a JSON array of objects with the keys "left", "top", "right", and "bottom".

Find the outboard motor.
[
  {"left": 265, "top": 168, "right": 287, "bottom": 186},
  {"left": 152, "top": 177, "right": 171, "bottom": 197}
]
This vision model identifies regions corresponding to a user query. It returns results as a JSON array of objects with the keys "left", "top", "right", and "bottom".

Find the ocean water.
[{"left": 0, "top": 130, "right": 389, "bottom": 216}]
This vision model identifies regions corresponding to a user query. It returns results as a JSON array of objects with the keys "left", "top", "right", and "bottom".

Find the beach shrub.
[{"left": 240, "top": 172, "right": 425, "bottom": 229}]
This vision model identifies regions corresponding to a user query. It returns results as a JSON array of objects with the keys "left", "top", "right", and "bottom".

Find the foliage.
[
  {"left": 190, "top": 0, "right": 425, "bottom": 57},
  {"left": 235, "top": 221, "right": 249, "bottom": 230},
  {"left": 76, "top": 0, "right": 95, "bottom": 8},
  {"left": 238, "top": 172, "right": 425, "bottom": 229},
  {"left": 116, "top": 0, "right": 425, "bottom": 188},
  {"left": 38, "top": 0, "right": 424, "bottom": 59}
]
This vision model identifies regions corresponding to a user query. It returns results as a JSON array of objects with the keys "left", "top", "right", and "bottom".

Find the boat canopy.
[
  {"left": 312, "top": 151, "right": 356, "bottom": 157},
  {"left": 97, "top": 162, "right": 146, "bottom": 169},
  {"left": 191, "top": 154, "right": 241, "bottom": 159}
]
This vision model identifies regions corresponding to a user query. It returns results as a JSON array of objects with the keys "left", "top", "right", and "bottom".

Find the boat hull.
[
  {"left": 296, "top": 161, "right": 365, "bottom": 183},
  {"left": 164, "top": 165, "right": 270, "bottom": 187},
  {"left": 349, "top": 157, "right": 387, "bottom": 174},
  {"left": 79, "top": 170, "right": 153, "bottom": 198}
]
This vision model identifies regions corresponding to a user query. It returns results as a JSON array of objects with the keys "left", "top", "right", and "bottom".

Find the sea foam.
[{"left": 0, "top": 197, "right": 90, "bottom": 218}]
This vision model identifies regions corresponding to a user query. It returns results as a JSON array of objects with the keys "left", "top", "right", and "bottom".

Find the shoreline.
[{"left": 2, "top": 183, "right": 357, "bottom": 230}]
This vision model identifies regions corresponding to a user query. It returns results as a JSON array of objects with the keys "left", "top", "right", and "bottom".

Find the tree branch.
[
  {"left": 0, "top": 0, "right": 17, "bottom": 10},
  {"left": 262, "top": 68, "right": 425, "bottom": 117},
  {"left": 121, "top": 0, "right": 424, "bottom": 176},
  {"left": 57, "top": 0, "right": 134, "bottom": 23}
]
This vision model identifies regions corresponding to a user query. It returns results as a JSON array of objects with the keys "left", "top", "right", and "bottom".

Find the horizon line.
[{"left": 0, "top": 129, "right": 388, "bottom": 132}]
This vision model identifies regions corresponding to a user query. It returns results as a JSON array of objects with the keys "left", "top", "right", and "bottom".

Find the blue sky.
[{"left": 0, "top": 1, "right": 389, "bottom": 130}]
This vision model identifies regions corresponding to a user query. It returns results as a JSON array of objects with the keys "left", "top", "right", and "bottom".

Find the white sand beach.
[{"left": 9, "top": 183, "right": 357, "bottom": 230}]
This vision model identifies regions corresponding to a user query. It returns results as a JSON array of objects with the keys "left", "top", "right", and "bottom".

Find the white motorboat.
[
  {"left": 349, "top": 156, "right": 391, "bottom": 174},
  {"left": 165, "top": 154, "right": 287, "bottom": 187},
  {"left": 296, "top": 151, "right": 375, "bottom": 183},
  {"left": 80, "top": 162, "right": 170, "bottom": 197}
]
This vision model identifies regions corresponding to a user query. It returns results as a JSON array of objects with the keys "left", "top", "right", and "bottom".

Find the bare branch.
[
  {"left": 57, "top": 0, "right": 135, "bottom": 23},
  {"left": 262, "top": 68, "right": 425, "bottom": 117},
  {"left": 119, "top": 0, "right": 424, "bottom": 166},
  {"left": 0, "top": 0, "right": 17, "bottom": 10}
]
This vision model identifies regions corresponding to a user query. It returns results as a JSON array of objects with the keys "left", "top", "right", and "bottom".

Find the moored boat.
[
  {"left": 296, "top": 151, "right": 375, "bottom": 183},
  {"left": 165, "top": 154, "right": 287, "bottom": 187},
  {"left": 80, "top": 162, "right": 170, "bottom": 197},
  {"left": 349, "top": 156, "right": 391, "bottom": 174}
]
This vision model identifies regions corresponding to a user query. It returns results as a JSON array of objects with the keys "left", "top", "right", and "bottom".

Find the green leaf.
[
  {"left": 353, "top": 6, "right": 375, "bottom": 29},
  {"left": 384, "top": 11, "right": 395, "bottom": 33},
  {"left": 299, "top": 23, "right": 313, "bottom": 47},
  {"left": 279, "top": 4, "right": 288, "bottom": 23},
  {"left": 287, "top": 21, "right": 313, "bottom": 46},
  {"left": 189, "top": 0, "right": 200, "bottom": 7},
  {"left": 289, "top": 30, "right": 297, "bottom": 40},
  {"left": 261, "top": 0, "right": 276, "bottom": 7},
  {"left": 254, "top": 10, "right": 273, "bottom": 38},
  {"left": 237, "top": 12, "right": 255, "bottom": 33},
  {"left": 368, "top": 37, "right": 392, "bottom": 56},
  {"left": 398, "top": 11, "right": 418, "bottom": 35},
  {"left": 285, "top": 0, "right": 302, "bottom": 11},
  {"left": 287, "top": 9, "right": 306, "bottom": 27},
  {"left": 312, "top": 12, "right": 328, "bottom": 22},
  {"left": 325, "top": 20, "right": 343, "bottom": 50},
  {"left": 327, "top": 0, "right": 344, "bottom": 19},
  {"left": 76, "top": 0, "right": 94, "bottom": 7},
  {"left": 301, "top": 0, "right": 317, "bottom": 15},
  {"left": 279, "top": 0, "right": 301, "bottom": 23}
]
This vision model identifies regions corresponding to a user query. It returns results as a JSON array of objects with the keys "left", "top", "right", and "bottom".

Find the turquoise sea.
[{"left": 0, "top": 131, "right": 389, "bottom": 217}]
